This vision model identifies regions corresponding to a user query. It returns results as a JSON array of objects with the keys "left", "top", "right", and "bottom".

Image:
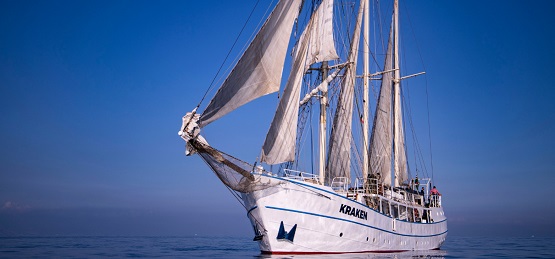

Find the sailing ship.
[{"left": 179, "top": 0, "right": 447, "bottom": 254}]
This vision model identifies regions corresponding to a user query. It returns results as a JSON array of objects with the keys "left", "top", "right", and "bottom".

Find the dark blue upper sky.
[{"left": 1, "top": 0, "right": 554, "bottom": 237}]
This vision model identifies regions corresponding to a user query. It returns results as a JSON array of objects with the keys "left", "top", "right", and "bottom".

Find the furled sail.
[
  {"left": 368, "top": 26, "right": 393, "bottom": 186},
  {"left": 261, "top": 0, "right": 338, "bottom": 164},
  {"left": 393, "top": 87, "right": 408, "bottom": 186},
  {"left": 325, "top": 0, "right": 364, "bottom": 184},
  {"left": 199, "top": 0, "right": 303, "bottom": 127},
  {"left": 187, "top": 137, "right": 282, "bottom": 193}
]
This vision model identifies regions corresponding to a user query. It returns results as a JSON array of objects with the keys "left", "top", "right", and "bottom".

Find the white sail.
[
  {"left": 394, "top": 94, "right": 408, "bottom": 186},
  {"left": 325, "top": 0, "right": 365, "bottom": 184},
  {"left": 260, "top": 33, "right": 308, "bottom": 164},
  {"left": 199, "top": 0, "right": 303, "bottom": 127},
  {"left": 369, "top": 26, "right": 393, "bottom": 186},
  {"left": 261, "top": 0, "right": 338, "bottom": 164},
  {"left": 304, "top": 0, "right": 339, "bottom": 64}
]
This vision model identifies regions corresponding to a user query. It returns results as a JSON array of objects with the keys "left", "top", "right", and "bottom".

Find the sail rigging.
[
  {"left": 181, "top": 0, "right": 416, "bottom": 188},
  {"left": 368, "top": 25, "right": 394, "bottom": 186},
  {"left": 367, "top": 1, "right": 409, "bottom": 187},
  {"left": 261, "top": 0, "right": 338, "bottom": 165},
  {"left": 199, "top": 0, "right": 303, "bottom": 127},
  {"left": 325, "top": 0, "right": 365, "bottom": 184}
]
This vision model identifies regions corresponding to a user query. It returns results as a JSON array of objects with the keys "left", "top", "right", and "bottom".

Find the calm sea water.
[{"left": 0, "top": 236, "right": 553, "bottom": 258}]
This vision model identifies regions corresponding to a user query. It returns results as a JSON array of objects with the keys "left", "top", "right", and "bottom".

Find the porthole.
[
  {"left": 339, "top": 232, "right": 343, "bottom": 237},
  {"left": 366, "top": 237, "right": 369, "bottom": 241}
]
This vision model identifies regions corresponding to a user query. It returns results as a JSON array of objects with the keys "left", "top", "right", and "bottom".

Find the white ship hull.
[{"left": 242, "top": 175, "right": 447, "bottom": 254}]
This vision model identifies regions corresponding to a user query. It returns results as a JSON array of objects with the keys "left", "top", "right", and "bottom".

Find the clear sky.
[{"left": 1, "top": 0, "right": 554, "bottom": 237}]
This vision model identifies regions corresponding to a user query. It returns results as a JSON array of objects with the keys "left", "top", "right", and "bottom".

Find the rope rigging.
[
  {"left": 195, "top": 0, "right": 262, "bottom": 109},
  {"left": 401, "top": 0, "right": 435, "bottom": 182}
]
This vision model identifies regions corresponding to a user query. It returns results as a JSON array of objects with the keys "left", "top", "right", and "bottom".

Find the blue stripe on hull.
[{"left": 265, "top": 206, "right": 448, "bottom": 238}]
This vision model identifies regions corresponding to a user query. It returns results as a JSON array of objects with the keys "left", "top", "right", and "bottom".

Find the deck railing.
[
  {"left": 283, "top": 169, "right": 321, "bottom": 185},
  {"left": 281, "top": 170, "right": 442, "bottom": 213},
  {"left": 330, "top": 177, "right": 349, "bottom": 192},
  {"left": 429, "top": 194, "right": 442, "bottom": 207}
]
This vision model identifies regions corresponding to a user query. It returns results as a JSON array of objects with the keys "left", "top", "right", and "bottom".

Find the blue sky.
[{"left": 1, "top": 0, "right": 554, "bottom": 237}]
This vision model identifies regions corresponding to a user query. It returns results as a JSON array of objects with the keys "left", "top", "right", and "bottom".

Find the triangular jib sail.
[
  {"left": 199, "top": 0, "right": 303, "bottom": 127},
  {"left": 179, "top": 0, "right": 303, "bottom": 192}
]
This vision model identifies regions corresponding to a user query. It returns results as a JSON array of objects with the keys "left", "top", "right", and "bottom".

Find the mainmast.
[
  {"left": 392, "top": 0, "right": 406, "bottom": 187},
  {"left": 393, "top": 0, "right": 400, "bottom": 187},
  {"left": 362, "top": 0, "right": 370, "bottom": 186}
]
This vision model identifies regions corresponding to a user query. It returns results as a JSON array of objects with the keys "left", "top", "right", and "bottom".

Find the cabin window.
[
  {"left": 391, "top": 204, "right": 399, "bottom": 219},
  {"left": 365, "top": 196, "right": 379, "bottom": 210},
  {"left": 399, "top": 205, "right": 407, "bottom": 221},
  {"left": 407, "top": 206, "right": 414, "bottom": 222},
  {"left": 422, "top": 209, "right": 432, "bottom": 223},
  {"left": 381, "top": 200, "right": 390, "bottom": 216},
  {"left": 414, "top": 208, "right": 422, "bottom": 222}
]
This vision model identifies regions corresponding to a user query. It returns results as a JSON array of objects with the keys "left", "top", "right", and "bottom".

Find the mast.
[
  {"left": 326, "top": 0, "right": 364, "bottom": 185},
  {"left": 362, "top": 0, "right": 370, "bottom": 185},
  {"left": 393, "top": 0, "right": 402, "bottom": 187},
  {"left": 319, "top": 61, "right": 329, "bottom": 184},
  {"left": 261, "top": 0, "right": 338, "bottom": 164}
]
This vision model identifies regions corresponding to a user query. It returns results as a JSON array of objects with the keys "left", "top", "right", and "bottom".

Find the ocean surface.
[{"left": 0, "top": 236, "right": 554, "bottom": 258}]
